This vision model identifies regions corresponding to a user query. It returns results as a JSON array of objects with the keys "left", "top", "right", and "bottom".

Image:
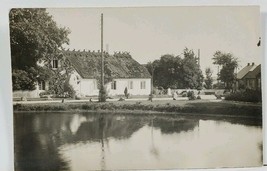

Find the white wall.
[
  {"left": 69, "top": 71, "right": 151, "bottom": 97},
  {"left": 106, "top": 78, "right": 151, "bottom": 96},
  {"left": 68, "top": 71, "right": 99, "bottom": 97}
]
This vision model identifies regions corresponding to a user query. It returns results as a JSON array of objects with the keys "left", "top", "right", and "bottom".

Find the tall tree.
[
  {"left": 181, "top": 48, "right": 203, "bottom": 89},
  {"left": 10, "top": 8, "right": 70, "bottom": 91},
  {"left": 204, "top": 67, "right": 213, "bottom": 89},
  {"left": 212, "top": 51, "right": 238, "bottom": 90},
  {"left": 150, "top": 54, "right": 182, "bottom": 89},
  {"left": 146, "top": 48, "right": 203, "bottom": 90}
]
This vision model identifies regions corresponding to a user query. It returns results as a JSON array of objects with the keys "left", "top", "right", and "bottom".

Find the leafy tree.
[
  {"left": 212, "top": 51, "right": 238, "bottom": 90},
  {"left": 150, "top": 54, "right": 182, "bottom": 89},
  {"left": 204, "top": 67, "right": 213, "bottom": 89},
  {"left": 12, "top": 69, "right": 36, "bottom": 91},
  {"left": 10, "top": 8, "right": 70, "bottom": 91},
  {"left": 181, "top": 48, "right": 203, "bottom": 89},
  {"left": 146, "top": 48, "right": 203, "bottom": 90}
]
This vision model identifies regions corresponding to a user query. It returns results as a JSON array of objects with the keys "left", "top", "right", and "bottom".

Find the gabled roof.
[
  {"left": 243, "top": 64, "right": 261, "bottom": 79},
  {"left": 237, "top": 64, "right": 257, "bottom": 79},
  {"left": 62, "top": 50, "right": 151, "bottom": 79}
]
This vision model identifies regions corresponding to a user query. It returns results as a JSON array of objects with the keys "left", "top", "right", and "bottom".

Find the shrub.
[
  {"left": 187, "top": 91, "right": 196, "bottom": 100},
  {"left": 64, "top": 82, "right": 76, "bottom": 98},
  {"left": 124, "top": 87, "right": 130, "bottom": 99},
  {"left": 39, "top": 90, "right": 53, "bottom": 98},
  {"left": 182, "top": 92, "right": 187, "bottom": 97},
  {"left": 225, "top": 89, "right": 262, "bottom": 103},
  {"left": 215, "top": 94, "right": 222, "bottom": 99}
]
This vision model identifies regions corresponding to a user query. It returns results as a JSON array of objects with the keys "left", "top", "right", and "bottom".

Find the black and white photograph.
[{"left": 10, "top": 6, "right": 262, "bottom": 171}]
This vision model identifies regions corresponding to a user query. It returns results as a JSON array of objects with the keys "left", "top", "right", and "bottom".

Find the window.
[
  {"left": 52, "top": 59, "right": 58, "bottom": 69},
  {"left": 111, "top": 81, "right": 116, "bottom": 90},
  {"left": 38, "top": 81, "right": 45, "bottom": 90},
  {"left": 128, "top": 81, "right": 133, "bottom": 89},
  {"left": 140, "top": 81, "right": 146, "bottom": 89}
]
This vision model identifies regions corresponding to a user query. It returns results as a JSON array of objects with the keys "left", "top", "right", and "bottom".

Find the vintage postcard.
[{"left": 11, "top": 6, "right": 262, "bottom": 171}]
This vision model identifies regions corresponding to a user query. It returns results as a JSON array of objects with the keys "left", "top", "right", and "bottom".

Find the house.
[
  {"left": 13, "top": 49, "right": 151, "bottom": 98},
  {"left": 64, "top": 50, "right": 151, "bottom": 97},
  {"left": 236, "top": 63, "right": 261, "bottom": 90}
]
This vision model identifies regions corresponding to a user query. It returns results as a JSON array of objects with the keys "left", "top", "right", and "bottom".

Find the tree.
[
  {"left": 180, "top": 48, "right": 203, "bottom": 89},
  {"left": 204, "top": 67, "right": 213, "bottom": 89},
  {"left": 148, "top": 54, "right": 182, "bottom": 89},
  {"left": 146, "top": 48, "right": 203, "bottom": 90},
  {"left": 212, "top": 51, "right": 238, "bottom": 90},
  {"left": 10, "top": 8, "right": 70, "bottom": 91}
]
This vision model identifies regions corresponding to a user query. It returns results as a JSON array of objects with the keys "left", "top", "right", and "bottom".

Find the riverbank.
[{"left": 13, "top": 100, "right": 262, "bottom": 119}]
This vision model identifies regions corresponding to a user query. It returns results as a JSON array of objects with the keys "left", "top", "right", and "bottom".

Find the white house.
[
  {"left": 64, "top": 50, "right": 151, "bottom": 97},
  {"left": 13, "top": 50, "right": 151, "bottom": 98}
]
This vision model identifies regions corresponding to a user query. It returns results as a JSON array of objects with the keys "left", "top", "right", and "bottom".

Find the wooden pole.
[
  {"left": 198, "top": 49, "right": 200, "bottom": 67},
  {"left": 101, "top": 13, "right": 104, "bottom": 87}
]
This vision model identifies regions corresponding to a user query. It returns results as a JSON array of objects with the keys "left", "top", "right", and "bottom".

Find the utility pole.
[
  {"left": 198, "top": 49, "right": 200, "bottom": 67},
  {"left": 99, "top": 13, "right": 106, "bottom": 102},
  {"left": 101, "top": 13, "right": 104, "bottom": 87}
]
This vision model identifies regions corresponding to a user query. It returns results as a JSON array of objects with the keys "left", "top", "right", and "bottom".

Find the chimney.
[
  {"left": 247, "top": 63, "right": 250, "bottom": 66},
  {"left": 252, "top": 62, "right": 255, "bottom": 66}
]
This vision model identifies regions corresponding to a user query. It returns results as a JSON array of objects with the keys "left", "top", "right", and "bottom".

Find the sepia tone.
[{"left": 11, "top": 6, "right": 262, "bottom": 171}]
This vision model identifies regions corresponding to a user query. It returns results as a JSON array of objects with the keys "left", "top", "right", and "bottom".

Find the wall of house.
[
  {"left": 69, "top": 71, "right": 151, "bottom": 97},
  {"left": 106, "top": 78, "right": 151, "bottom": 96},
  {"left": 68, "top": 71, "right": 99, "bottom": 97}
]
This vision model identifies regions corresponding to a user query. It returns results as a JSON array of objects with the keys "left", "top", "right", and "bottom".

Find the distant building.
[
  {"left": 236, "top": 63, "right": 261, "bottom": 90},
  {"left": 64, "top": 50, "right": 151, "bottom": 97}
]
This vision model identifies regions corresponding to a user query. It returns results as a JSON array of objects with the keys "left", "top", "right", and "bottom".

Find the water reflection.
[{"left": 14, "top": 112, "right": 262, "bottom": 171}]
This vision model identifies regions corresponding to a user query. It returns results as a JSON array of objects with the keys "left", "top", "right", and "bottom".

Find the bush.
[
  {"left": 215, "top": 94, "right": 222, "bottom": 99},
  {"left": 225, "top": 89, "right": 262, "bottom": 103},
  {"left": 124, "top": 87, "right": 130, "bottom": 99},
  {"left": 181, "top": 92, "right": 187, "bottom": 97},
  {"left": 64, "top": 82, "right": 76, "bottom": 98},
  {"left": 39, "top": 90, "right": 53, "bottom": 98},
  {"left": 187, "top": 91, "right": 196, "bottom": 100}
]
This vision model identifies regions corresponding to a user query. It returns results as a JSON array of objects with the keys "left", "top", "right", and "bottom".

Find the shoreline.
[
  {"left": 13, "top": 100, "right": 262, "bottom": 119},
  {"left": 14, "top": 109, "right": 262, "bottom": 120}
]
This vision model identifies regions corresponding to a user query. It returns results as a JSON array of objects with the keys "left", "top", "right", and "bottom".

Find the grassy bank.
[{"left": 13, "top": 100, "right": 262, "bottom": 118}]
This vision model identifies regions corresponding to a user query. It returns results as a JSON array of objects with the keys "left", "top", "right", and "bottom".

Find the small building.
[
  {"left": 64, "top": 50, "right": 151, "bottom": 97},
  {"left": 236, "top": 63, "right": 261, "bottom": 90}
]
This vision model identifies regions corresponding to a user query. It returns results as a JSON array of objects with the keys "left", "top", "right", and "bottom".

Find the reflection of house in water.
[
  {"left": 15, "top": 113, "right": 146, "bottom": 171},
  {"left": 150, "top": 118, "right": 199, "bottom": 134},
  {"left": 74, "top": 114, "right": 144, "bottom": 142}
]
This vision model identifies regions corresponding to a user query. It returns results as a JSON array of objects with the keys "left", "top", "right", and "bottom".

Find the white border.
[{"left": 0, "top": 1, "right": 266, "bottom": 171}]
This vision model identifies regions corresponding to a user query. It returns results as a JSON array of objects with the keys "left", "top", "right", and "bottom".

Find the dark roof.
[
  {"left": 62, "top": 50, "right": 151, "bottom": 79},
  {"left": 237, "top": 64, "right": 256, "bottom": 79},
  {"left": 243, "top": 64, "right": 261, "bottom": 79}
]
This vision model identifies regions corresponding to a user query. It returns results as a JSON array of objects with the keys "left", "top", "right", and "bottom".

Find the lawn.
[{"left": 13, "top": 99, "right": 262, "bottom": 119}]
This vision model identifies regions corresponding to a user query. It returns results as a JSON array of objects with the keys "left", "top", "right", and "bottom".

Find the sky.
[{"left": 47, "top": 6, "right": 261, "bottom": 74}]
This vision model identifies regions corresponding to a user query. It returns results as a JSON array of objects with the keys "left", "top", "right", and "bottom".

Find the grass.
[{"left": 13, "top": 100, "right": 262, "bottom": 119}]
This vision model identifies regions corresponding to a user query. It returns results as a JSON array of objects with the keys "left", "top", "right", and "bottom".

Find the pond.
[{"left": 14, "top": 112, "right": 262, "bottom": 171}]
